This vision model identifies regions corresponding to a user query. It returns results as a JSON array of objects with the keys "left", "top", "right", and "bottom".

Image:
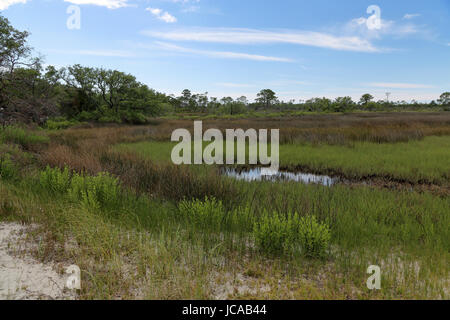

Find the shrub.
[
  {"left": 120, "top": 111, "right": 149, "bottom": 125},
  {"left": 178, "top": 196, "right": 225, "bottom": 229},
  {"left": 46, "top": 118, "right": 79, "bottom": 130},
  {"left": 68, "top": 172, "right": 120, "bottom": 210},
  {"left": 253, "top": 212, "right": 331, "bottom": 257},
  {"left": 253, "top": 211, "right": 292, "bottom": 254},
  {"left": 39, "top": 166, "right": 71, "bottom": 194},
  {"left": 297, "top": 215, "right": 331, "bottom": 258},
  {"left": 0, "top": 155, "right": 16, "bottom": 180}
]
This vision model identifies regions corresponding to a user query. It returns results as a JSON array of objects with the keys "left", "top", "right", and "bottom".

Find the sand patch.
[{"left": 0, "top": 222, "right": 76, "bottom": 300}]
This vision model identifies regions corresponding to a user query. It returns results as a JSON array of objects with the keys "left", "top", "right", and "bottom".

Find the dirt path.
[{"left": 0, "top": 222, "right": 76, "bottom": 300}]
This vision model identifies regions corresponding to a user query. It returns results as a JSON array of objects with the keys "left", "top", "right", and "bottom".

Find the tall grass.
[
  {"left": 1, "top": 114, "right": 448, "bottom": 299},
  {"left": 0, "top": 125, "right": 49, "bottom": 149}
]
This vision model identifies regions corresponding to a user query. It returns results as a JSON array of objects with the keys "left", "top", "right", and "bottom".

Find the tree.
[
  {"left": 96, "top": 68, "right": 139, "bottom": 113},
  {"left": 256, "top": 89, "right": 277, "bottom": 109},
  {"left": 359, "top": 93, "right": 374, "bottom": 106},
  {"left": 237, "top": 96, "right": 248, "bottom": 105},
  {"left": 0, "top": 15, "right": 57, "bottom": 124},
  {"left": 438, "top": 92, "right": 450, "bottom": 106},
  {"left": 179, "top": 89, "right": 192, "bottom": 109},
  {"left": 333, "top": 96, "right": 355, "bottom": 112},
  {"left": 62, "top": 64, "right": 98, "bottom": 115}
]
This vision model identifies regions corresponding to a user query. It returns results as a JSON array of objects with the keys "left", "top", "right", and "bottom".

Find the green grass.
[
  {"left": 117, "top": 135, "right": 450, "bottom": 185},
  {"left": 280, "top": 136, "right": 450, "bottom": 185},
  {"left": 0, "top": 126, "right": 49, "bottom": 149},
  {"left": 1, "top": 123, "right": 449, "bottom": 299},
  {"left": 1, "top": 163, "right": 448, "bottom": 299}
]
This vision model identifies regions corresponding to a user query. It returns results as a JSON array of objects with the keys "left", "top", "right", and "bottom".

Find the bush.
[
  {"left": 45, "top": 118, "right": 79, "bottom": 130},
  {"left": 0, "top": 155, "right": 16, "bottom": 180},
  {"left": 253, "top": 211, "right": 292, "bottom": 254},
  {"left": 39, "top": 166, "right": 121, "bottom": 210},
  {"left": 120, "top": 111, "right": 149, "bottom": 125},
  {"left": 68, "top": 172, "right": 121, "bottom": 210},
  {"left": 39, "top": 166, "right": 71, "bottom": 194},
  {"left": 253, "top": 212, "right": 331, "bottom": 257},
  {"left": 178, "top": 196, "right": 225, "bottom": 229},
  {"left": 297, "top": 215, "right": 331, "bottom": 258}
]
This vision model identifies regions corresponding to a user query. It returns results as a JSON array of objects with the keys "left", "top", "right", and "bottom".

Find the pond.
[{"left": 222, "top": 167, "right": 338, "bottom": 186}]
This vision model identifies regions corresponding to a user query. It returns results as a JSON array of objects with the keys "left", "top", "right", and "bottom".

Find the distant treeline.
[{"left": 1, "top": 15, "right": 449, "bottom": 127}]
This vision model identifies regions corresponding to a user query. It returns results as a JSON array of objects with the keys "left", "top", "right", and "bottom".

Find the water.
[{"left": 222, "top": 167, "right": 338, "bottom": 186}]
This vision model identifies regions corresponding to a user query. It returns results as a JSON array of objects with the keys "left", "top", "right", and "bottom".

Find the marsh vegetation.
[{"left": 1, "top": 112, "right": 449, "bottom": 299}]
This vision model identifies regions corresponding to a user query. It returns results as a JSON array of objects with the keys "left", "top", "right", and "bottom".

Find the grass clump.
[
  {"left": 0, "top": 155, "right": 17, "bottom": 180},
  {"left": 39, "top": 166, "right": 121, "bottom": 210},
  {"left": 40, "top": 165, "right": 71, "bottom": 193},
  {"left": 253, "top": 211, "right": 331, "bottom": 258},
  {"left": 45, "top": 118, "right": 82, "bottom": 130},
  {"left": 68, "top": 172, "right": 121, "bottom": 210},
  {"left": 178, "top": 196, "right": 225, "bottom": 230},
  {"left": 0, "top": 126, "right": 49, "bottom": 149},
  {"left": 297, "top": 215, "right": 331, "bottom": 258}
]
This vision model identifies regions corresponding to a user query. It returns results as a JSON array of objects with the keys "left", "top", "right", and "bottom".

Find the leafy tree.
[
  {"left": 438, "top": 92, "right": 450, "bottom": 106},
  {"left": 96, "top": 68, "right": 139, "bottom": 113},
  {"left": 333, "top": 96, "right": 355, "bottom": 112},
  {"left": 360, "top": 93, "right": 374, "bottom": 105},
  {"left": 256, "top": 89, "right": 277, "bottom": 109},
  {"left": 61, "top": 64, "right": 98, "bottom": 116},
  {"left": 0, "top": 15, "right": 57, "bottom": 124}
]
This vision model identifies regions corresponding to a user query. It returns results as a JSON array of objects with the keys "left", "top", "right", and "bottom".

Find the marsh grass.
[
  {"left": 118, "top": 135, "right": 450, "bottom": 186},
  {"left": 0, "top": 113, "right": 449, "bottom": 299}
]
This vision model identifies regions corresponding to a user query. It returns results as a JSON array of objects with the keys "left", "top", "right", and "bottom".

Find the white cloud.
[
  {"left": 48, "top": 49, "right": 134, "bottom": 57},
  {"left": 152, "top": 41, "right": 293, "bottom": 62},
  {"left": 63, "top": 0, "right": 130, "bottom": 9},
  {"left": 403, "top": 13, "right": 421, "bottom": 20},
  {"left": 142, "top": 28, "right": 379, "bottom": 52},
  {"left": 215, "top": 83, "right": 256, "bottom": 88},
  {"left": 146, "top": 7, "right": 177, "bottom": 23},
  {"left": 369, "top": 82, "right": 434, "bottom": 89},
  {"left": 0, "top": 0, "right": 28, "bottom": 10},
  {"left": 170, "top": 0, "right": 200, "bottom": 3},
  {"left": 345, "top": 17, "right": 420, "bottom": 39},
  {"left": 76, "top": 49, "right": 134, "bottom": 57}
]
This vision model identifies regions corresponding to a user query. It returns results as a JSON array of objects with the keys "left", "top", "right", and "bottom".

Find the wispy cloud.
[
  {"left": 0, "top": 0, "right": 27, "bottom": 10},
  {"left": 146, "top": 7, "right": 177, "bottom": 23},
  {"left": 48, "top": 49, "right": 135, "bottom": 57},
  {"left": 215, "top": 83, "right": 256, "bottom": 88},
  {"left": 345, "top": 17, "right": 420, "bottom": 39},
  {"left": 142, "top": 28, "right": 380, "bottom": 52},
  {"left": 152, "top": 41, "right": 293, "bottom": 62},
  {"left": 369, "top": 82, "right": 434, "bottom": 89},
  {"left": 63, "top": 0, "right": 130, "bottom": 9},
  {"left": 403, "top": 13, "right": 421, "bottom": 20}
]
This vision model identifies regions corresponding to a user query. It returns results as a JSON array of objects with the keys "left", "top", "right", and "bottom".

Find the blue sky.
[{"left": 1, "top": 0, "right": 449, "bottom": 102}]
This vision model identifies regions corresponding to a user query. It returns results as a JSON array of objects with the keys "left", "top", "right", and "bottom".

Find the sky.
[{"left": 1, "top": 0, "right": 449, "bottom": 102}]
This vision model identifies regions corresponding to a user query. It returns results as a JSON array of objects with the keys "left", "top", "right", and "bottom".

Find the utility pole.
[{"left": 385, "top": 92, "right": 391, "bottom": 103}]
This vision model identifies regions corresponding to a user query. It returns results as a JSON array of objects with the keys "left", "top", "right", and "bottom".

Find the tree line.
[{"left": 1, "top": 15, "right": 449, "bottom": 126}]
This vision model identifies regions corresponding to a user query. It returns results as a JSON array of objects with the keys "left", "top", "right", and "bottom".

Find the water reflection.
[{"left": 223, "top": 167, "right": 337, "bottom": 186}]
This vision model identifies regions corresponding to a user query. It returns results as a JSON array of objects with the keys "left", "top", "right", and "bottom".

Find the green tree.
[
  {"left": 96, "top": 68, "right": 139, "bottom": 114},
  {"left": 438, "top": 92, "right": 450, "bottom": 106},
  {"left": 333, "top": 96, "right": 355, "bottom": 112},
  {"left": 256, "top": 89, "right": 277, "bottom": 109},
  {"left": 359, "top": 93, "right": 374, "bottom": 106}
]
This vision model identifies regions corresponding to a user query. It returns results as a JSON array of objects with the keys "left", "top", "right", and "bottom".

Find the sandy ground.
[{"left": 0, "top": 222, "right": 76, "bottom": 300}]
